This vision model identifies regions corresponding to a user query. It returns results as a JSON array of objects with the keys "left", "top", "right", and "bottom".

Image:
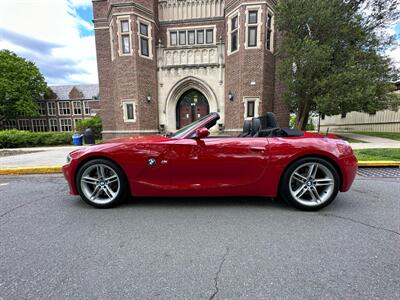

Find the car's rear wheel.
[
  {"left": 76, "top": 159, "right": 128, "bottom": 208},
  {"left": 280, "top": 157, "right": 340, "bottom": 211}
]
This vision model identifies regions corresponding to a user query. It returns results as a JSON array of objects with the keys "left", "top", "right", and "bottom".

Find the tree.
[
  {"left": 0, "top": 50, "right": 48, "bottom": 118},
  {"left": 275, "top": 0, "right": 400, "bottom": 130}
]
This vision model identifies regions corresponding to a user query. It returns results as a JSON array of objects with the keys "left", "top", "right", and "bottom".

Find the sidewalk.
[
  {"left": 0, "top": 146, "right": 82, "bottom": 168},
  {"left": 335, "top": 132, "right": 400, "bottom": 149}
]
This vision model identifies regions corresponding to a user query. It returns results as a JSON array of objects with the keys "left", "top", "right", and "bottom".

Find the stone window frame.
[
  {"left": 243, "top": 97, "right": 260, "bottom": 120},
  {"left": 167, "top": 25, "right": 217, "bottom": 48},
  {"left": 49, "top": 119, "right": 58, "bottom": 132},
  {"left": 227, "top": 10, "right": 240, "bottom": 56},
  {"left": 73, "top": 118, "right": 82, "bottom": 130},
  {"left": 137, "top": 18, "right": 153, "bottom": 59},
  {"left": 32, "top": 119, "right": 48, "bottom": 132},
  {"left": 60, "top": 118, "right": 73, "bottom": 132},
  {"left": 121, "top": 100, "right": 137, "bottom": 123},
  {"left": 18, "top": 119, "right": 31, "bottom": 131},
  {"left": 265, "top": 9, "right": 274, "bottom": 52},
  {"left": 5, "top": 119, "right": 17, "bottom": 130},
  {"left": 244, "top": 5, "right": 263, "bottom": 49},
  {"left": 109, "top": 19, "right": 115, "bottom": 61},
  {"left": 58, "top": 101, "right": 71, "bottom": 116},
  {"left": 38, "top": 102, "right": 47, "bottom": 116},
  {"left": 72, "top": 101, "right": 82, "bottom": 115},
  {"left": 117, "top": 15, "right": 133, "bottom": 56},
  {"left": 83, "top": 101, "right": 91, "bottom": 115},
  {"left": 47, "top": 102, "right": 56, "bottom": 116}
]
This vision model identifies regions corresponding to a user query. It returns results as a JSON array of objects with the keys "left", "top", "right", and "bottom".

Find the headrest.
[
  {"left": 266, "top": 112, "right": 278, "bottom": 128},
  {"left": 251, "top": 118, "right": 261, "bottom": 134},
  {"left": 243, "top": 119, "right": 252, "bottom": 133}
]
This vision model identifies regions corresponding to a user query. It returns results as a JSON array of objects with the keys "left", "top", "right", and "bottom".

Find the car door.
[{"left": 149, "top": 137, "right": 270, "bottom": 196}]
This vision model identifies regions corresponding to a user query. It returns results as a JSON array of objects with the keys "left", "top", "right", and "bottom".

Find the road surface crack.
[
  {"left": 0, "top": 198, "right": 43, "bottom": 221},
  {"left": 209, "top": 247, "right": 230, "bottom": 300},
  {"left": 320, "top": 213, "right": 400, "bottom": 237}
]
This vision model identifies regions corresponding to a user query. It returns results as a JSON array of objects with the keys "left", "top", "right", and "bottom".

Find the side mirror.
[{"left": 194, "top": 127, "right": 210, "bottom": 139}]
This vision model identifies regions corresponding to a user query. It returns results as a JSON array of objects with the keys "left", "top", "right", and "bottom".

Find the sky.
[
  {"left": 0, "top": 0, "right": 399, "bottom": 86},
  {"left": 0, "top": 0, "right": 96, "bottom": 85}
]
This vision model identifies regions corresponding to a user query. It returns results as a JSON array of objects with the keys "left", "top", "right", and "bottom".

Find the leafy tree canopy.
[
  {"left": 275, "top": 0, "right": 400, "bottom": 129},
  {"left": 0, "top": 50, "right": 48, "bottom": 118}
]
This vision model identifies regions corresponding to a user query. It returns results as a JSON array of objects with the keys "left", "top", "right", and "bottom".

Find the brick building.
[
  {"left": 1, "top": 84, "right": 100, "bottom": 132},
  {"left": 93, "top": 0, "right": 289, "bottom": 139}
]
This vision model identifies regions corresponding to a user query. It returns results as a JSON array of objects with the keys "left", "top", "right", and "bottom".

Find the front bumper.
[{"left": 62, "top": 163, "right": 78, "bottom": 195}]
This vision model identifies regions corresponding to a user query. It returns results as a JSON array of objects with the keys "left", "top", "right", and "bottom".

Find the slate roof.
[{"left": 49, "top": 84, "right": 99, "bottom": 100}]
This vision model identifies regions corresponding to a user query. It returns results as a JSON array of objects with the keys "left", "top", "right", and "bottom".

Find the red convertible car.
[{"left": 63, "top": 112, "right": 357, "bottom": 211}]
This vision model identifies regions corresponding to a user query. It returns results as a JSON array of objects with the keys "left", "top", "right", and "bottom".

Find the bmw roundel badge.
[{"left": 148, "top": 158, "right": 156, "bottom": 166}]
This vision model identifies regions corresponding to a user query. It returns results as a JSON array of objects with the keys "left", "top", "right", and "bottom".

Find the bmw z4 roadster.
[{"left": 63, "top": 112, "right": 357, "bottom": 211}]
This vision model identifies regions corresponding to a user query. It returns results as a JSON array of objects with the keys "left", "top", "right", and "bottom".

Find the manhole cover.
[{"left": 357, "top": 167, "right": 400, "bottom": 178}]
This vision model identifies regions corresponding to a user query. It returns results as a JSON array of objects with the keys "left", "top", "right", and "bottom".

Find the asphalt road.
[{"left": 0, "top": 174, "right": 399, "bottom": 300}]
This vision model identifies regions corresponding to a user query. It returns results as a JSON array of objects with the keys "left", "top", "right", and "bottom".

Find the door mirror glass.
[{"left": 194, "top": 127, "right": 209, "bottom": 139}]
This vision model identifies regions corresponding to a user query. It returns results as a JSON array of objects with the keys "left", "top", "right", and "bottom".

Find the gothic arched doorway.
[{"left": 176, "top": 89, "right": 209, "bottom": 129}]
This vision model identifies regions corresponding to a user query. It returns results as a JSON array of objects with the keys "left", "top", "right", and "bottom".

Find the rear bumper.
[
  {"left": 339, "top": 155, "right": 358, "bottom": 192},
  {"left": 62, "top": 163, "right": 78, "bottom": 195}
]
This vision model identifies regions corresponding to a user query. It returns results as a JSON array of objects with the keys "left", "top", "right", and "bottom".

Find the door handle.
[{"left": 250, "top": 147, "right": 265, "bottom": 152}]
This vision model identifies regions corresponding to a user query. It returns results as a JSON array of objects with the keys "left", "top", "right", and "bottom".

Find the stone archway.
[
  {"left": 164, "top": 76, "right": 219, "bottom": 130},
  {"left": 176, "top": 89, "right": 209, "bottom": 129}
]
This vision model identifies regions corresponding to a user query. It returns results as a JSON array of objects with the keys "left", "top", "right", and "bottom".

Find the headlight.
[{"left": 66, "top": 154, "right": 72, "bottom": 164}]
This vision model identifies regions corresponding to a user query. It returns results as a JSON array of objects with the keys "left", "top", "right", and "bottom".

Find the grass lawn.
[
  {"left": 354, "top": 148, "right": 400, "bottom": 161},
  {"left": 351, "top": 131, "right": 400, "bottom": 141}
]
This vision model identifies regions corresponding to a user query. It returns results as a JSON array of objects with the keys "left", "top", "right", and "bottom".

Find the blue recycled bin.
[{"left": 72, "top": 133, "right": 83, "bottom": 146}]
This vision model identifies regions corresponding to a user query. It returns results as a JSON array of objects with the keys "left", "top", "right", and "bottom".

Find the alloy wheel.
[
  {"left": 80, "top": 164, "right": 120, "bottom": 205},
  {"left": 289, "top": 162, "right": 335, "bottom": 207}
]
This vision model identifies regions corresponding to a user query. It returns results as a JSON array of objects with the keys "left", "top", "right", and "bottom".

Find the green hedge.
[
  {"left": 0, "top": 129, "right": 72, "bottom": 148},
  {"left": 76, "top": 116, "right": 102, "bottom": 139}
]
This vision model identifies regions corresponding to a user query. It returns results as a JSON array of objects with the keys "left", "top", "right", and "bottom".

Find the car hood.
[
  {"left": 68, "top": 135, "right": 171, "bottom": 158},
  {"left": 99, "top": 135, "right": 170, "bottom": 145}
]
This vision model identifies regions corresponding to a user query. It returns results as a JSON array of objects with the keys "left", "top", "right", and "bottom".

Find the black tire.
[
  {"left": 76, "top": 158, "right": 129, "bottom": 208},
  {"left": 279, "top": 157, "right": 340, "bottom": 211}
]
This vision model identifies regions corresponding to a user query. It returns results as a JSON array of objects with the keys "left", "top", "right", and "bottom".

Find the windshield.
[{"left": 170, "top": 114, "right": 212, "bottom": 138}]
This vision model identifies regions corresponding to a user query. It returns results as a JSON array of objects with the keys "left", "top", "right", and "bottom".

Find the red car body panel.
[{"left": 63, "top": 115, "right": 357, "bottom": 198}]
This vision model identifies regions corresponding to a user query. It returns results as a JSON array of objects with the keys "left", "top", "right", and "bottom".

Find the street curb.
[
  {"left": 0, "top": 166, "right": 62, "bottom": 175},
  {"left": 357, "top": 161, "right": 400, "bottom": 167},
  {"left": 0, "top": 161, "right": 399, "bottom": 175}
]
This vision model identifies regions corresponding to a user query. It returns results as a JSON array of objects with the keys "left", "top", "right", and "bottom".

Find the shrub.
[
  {"left": 0, "top": 129, "right": 72, "bottom": 148},
  {"left": 76, "top": 116, "right": 102, "bottom": 139}
]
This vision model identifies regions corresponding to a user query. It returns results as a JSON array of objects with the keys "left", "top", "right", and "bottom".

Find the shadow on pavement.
[{"left": 69, "top": 195, "right": 292, "bottom": 211}]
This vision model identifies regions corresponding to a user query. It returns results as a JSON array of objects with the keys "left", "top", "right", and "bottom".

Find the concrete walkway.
[
  {"left": 335, "top": 132, "right": 400, "bottom": 149},
  {"left": 0, "top": 146, "right": 82, "bottom": 168}
]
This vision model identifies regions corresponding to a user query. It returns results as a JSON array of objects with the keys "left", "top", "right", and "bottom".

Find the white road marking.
[{"left": 0, "top": 183, "right": 9, "bottom": 187}]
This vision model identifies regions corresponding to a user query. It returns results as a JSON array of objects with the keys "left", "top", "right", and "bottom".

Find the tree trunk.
[{"left": 296, "top": 99, "right": 311, "bottom": 130}]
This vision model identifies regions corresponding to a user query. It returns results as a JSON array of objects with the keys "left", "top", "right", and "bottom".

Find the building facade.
[
  {"left": 318, "top": 82, "right": 400, "bottom": 132},
  {"left": 93, "top": 0, "right": 288, "bottom": 139},
  {"left": 1, "top": 84, "right": 100, "bottom": 133}
]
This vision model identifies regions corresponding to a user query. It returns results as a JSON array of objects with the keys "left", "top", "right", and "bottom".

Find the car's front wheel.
[
  {"left": 280, "top": 157, "right": 340, "bottom": 211},
  {"left": 76, "top": 159, "right": 128, "bottom": 208}
]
